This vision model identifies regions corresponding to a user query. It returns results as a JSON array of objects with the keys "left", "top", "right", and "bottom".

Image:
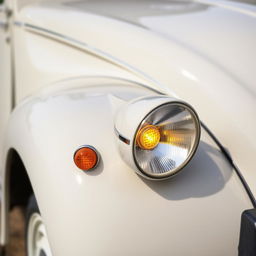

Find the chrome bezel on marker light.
[{"left": 133, "top": 102, "right": 201, "bottom": 179}]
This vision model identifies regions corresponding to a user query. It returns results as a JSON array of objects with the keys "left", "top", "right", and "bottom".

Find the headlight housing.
[
  {"left": 133, "top": 102, "right": 200, "bottom": 179},
  {"left": 115, "top": 96, "right": 200, "bottom": 180}
]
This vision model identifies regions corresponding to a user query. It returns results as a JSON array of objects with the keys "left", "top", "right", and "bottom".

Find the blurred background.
[{"left": 1, "top": 207, "right": 25, "bottom": 256}]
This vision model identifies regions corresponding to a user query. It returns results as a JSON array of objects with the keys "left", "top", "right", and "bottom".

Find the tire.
[{"left": 25, "top": 195, "right": 52, "bottom": 256}]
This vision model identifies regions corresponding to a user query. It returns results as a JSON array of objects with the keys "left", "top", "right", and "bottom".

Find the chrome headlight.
[
  {"left": 133, "top": 102, "right": 200, "bottom": 178},
  {"left": 115, "top": 96, "right": 200, "bottom": 180}
]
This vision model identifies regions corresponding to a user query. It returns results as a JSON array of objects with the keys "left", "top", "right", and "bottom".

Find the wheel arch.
[
  {"left": 7, "top": 148, "right": 33, "bottom": 209},
  {"left": 1, "top": 148, "right": 34, "bottom": 246}
]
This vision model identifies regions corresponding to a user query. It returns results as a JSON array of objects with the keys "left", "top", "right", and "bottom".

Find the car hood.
[{"left": 17, "top": 0, "right": 256, "bottom": 196}]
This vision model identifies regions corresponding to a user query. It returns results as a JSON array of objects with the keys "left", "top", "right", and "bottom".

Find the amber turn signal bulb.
[
  {"left": 136, "top": 125, "right": 160, "bottom": 150},
  {"left": 74, "top": 146, "right": 98, "bottom": 171}
]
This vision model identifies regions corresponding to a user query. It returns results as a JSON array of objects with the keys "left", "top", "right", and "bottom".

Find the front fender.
[{"left": 2, "top": 77, "right": 253, "bottom": 256}]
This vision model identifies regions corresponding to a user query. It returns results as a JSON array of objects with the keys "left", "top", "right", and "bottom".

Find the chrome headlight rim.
[{"left": 132, "top": 101, "right": 201, "bottom": 180}]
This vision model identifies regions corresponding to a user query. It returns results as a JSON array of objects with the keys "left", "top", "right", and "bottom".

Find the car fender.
[{"left": 1, "top": 77, "right": 253, "bottom": 256}]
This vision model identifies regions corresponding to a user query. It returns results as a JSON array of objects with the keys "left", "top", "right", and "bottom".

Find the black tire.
[
  {"left": 26, "top": 195, "right": 40, "bottom": 218},
  {"left": 25, "top": 195, "right": 52, "bottom": 256},
  {"left": 25, "top": 195, "right": 40, "bottom": 256}
]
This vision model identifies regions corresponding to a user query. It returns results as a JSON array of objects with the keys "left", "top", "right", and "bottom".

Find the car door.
[{"left": 0, "top": 0, "right": 12, "bottom": 161}]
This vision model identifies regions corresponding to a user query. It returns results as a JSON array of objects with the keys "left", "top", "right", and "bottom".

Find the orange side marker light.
[{"left": 74, "top": 146, "right": 99, "bottom": 171}]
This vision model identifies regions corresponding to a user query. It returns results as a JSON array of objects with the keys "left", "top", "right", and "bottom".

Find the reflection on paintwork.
[{"left": 64, "top": 0, "right": 209, "bottom": 26}]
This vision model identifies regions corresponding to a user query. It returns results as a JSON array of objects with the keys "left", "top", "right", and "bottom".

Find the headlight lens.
[{"left": 133, "top": 102, "right": 200, "bottom": 179}]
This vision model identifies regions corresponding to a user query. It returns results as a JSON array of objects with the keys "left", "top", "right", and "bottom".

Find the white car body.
[{"left": 0, "top": 0, "right": 255, "bottom": 255}]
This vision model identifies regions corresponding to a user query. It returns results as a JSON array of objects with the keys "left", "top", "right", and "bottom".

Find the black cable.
[{"left": 201, "top": 122, "right": 256, "bottom": 208}]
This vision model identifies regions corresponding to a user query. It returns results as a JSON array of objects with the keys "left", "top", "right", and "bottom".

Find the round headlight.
[{"left": 133, "top": 102, "right": 200, "bottom": 179}]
